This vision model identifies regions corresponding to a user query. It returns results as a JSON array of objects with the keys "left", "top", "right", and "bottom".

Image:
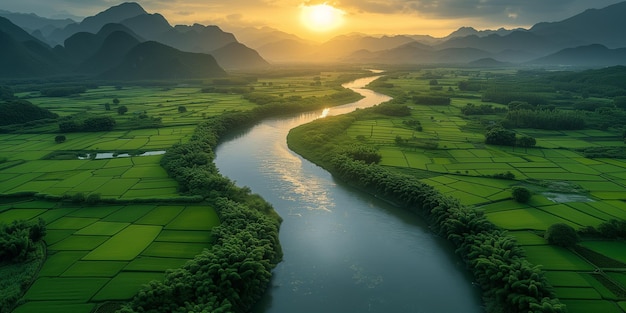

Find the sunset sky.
[{"left": 2, "top": 0, "right": 624, "bottom": 41}]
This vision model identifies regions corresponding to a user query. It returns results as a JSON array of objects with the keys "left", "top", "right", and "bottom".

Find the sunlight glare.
[{"left": 300, "top": 3, "right": 345, "bottom": 32}]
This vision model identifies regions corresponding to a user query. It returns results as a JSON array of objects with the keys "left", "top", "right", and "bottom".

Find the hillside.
[
  {"left": 101, "top": 41, "right": 227, "bottom": 80},
  {"left": 0, "top": 17, "right": 63, "bottom": 78}
]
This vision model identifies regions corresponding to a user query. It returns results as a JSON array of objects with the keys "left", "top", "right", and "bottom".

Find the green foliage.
[
  {"left": 504, "top": 109, "right": 585, "bottom": 130},
  {"left": 512, "top": 187, "right": 532, "bottom": 203},
  {"left": 491, "top": 171, "right": 516, "bottom": 180},
  {"left": 402, "top": 119, "right": 423, "bottom": 131},
  {"left": 545, "top": 223, "right": 579, "bottom": 247},
  {"left": 178, "top": 105, "right": 187, "bottom": 113},
  {"left": 597, "top": 219, "right": 626, "bottom": 239},
  {"left": 54, "top": 135, "right": 66, "bottom": 143},
  {"left": 517, "top": 135, "right": 537, "bottom": 149},
  {"left": 0, "top": 100, "right": 58, "bottom": 126},
  {"left": 340, "top": 144, "right": 382, "bottom": 164},
  {"left": 461, "top": 103, "right": 507, "bottom": 115},
  {"left": 485, "top": 127, "right": 516, "bottom": 146},
  {"left": 0, "top": 218, "right": 46, "bottom": 263},
  {"left": 579, "top": 146, "right": 626, "bottom": 159},
  {"left": 458, "top": 80, "right": 486, "bottom": 92},
  {"left": 85, "top": 193, "right": 101, "bottom": 204},
  {"left": 0, "top": 242, "right": 44, "bottom": 313},
  {"left": 117, "top": 105, "right": 128, "bottom": 115},
  {"left": 372, "top": 102, "right": 411, "bottom": 116},
  {"left": 40, "top": 86, "right": 86, "bottom": 97},
  {"left": 58, "top": 115, "right": 116, "bottom": 132}
]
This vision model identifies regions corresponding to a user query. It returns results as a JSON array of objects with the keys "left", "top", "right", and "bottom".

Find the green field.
[
  {"left": 3, "top": 200, "right": 218, "bottom": 310},
  {"left": 351, "top": 70, "right": 626, "bottom": 312}
]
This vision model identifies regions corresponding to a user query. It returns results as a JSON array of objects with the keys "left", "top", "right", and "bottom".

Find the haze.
[{"left": 2, "top": 0, "right": 624, "bottom": 41}]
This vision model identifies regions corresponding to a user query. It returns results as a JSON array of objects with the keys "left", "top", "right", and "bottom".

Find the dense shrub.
[
  {"left": 504, "top": 109, "right": 585, "bottom": 130},
  {"left": 58, "top": 115, "right": 116, "bottom": 132},
  {"left": 485, "top": 127, "right": 516, "bottom": 146},
  {"left": 597, "top": 219, "right": 626, "bottom": 239},
  {"left": 545, "top": 223, "right": 579, "bottom": 247},
  {"left": 512, "top": 187, "right": 532, "bottom": 203},
  {"left": 372, "top": 102, "right": 411, "bottom": 116},
  {"left": 0, "top": 219, "right": 46, "bottom": 262},
  {"left": 461, "top": 103, "right": 507, "bottom": 115}
]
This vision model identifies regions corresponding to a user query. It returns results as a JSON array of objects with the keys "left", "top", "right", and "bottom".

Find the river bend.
[{"left": 214, "top": 76, "right": 483, "bottom": 313}]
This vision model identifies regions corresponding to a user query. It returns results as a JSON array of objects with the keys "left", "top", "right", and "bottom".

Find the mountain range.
[{"left": 1, "top": 1, "right": 626, "bottom": 79}]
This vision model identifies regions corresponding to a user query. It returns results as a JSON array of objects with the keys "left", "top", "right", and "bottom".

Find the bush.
[
  {"left": 55, "top": 135, "right": 66, "bottom": 143},
  {"left": 545, "top": 223, "right": 579, "bottom": 247},
  {"left": 512, "top": 186, "right": 532, "bottom": 203}
]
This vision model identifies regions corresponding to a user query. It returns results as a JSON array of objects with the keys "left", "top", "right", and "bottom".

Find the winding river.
[{"left": 214, "top": 76, "right": 483, "bottom": 313}]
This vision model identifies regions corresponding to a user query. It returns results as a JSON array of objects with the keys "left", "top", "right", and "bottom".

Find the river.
[{"left": 214, "top": 76, "right": 483, "bottom": 313}]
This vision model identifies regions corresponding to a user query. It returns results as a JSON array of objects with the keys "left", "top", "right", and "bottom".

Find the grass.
[
  {"left": 23, "top": 277, "right": 110, "bottom": 301},
  {"left": 83, "top": 225, "right": 162, "bottom": 261},
  {"left": 523, "top": 245, "right": 594, "bottom": 271},
  {"left": 91, "top": 272, "right": 165, "bottom": 301},
  {"left": 165, "top": 205, "right": 220, "bottom": 231}
]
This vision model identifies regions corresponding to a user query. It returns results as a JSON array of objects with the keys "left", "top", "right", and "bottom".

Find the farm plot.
[{"left": 2, "top": 200, "right": 219, "bottom": 311}]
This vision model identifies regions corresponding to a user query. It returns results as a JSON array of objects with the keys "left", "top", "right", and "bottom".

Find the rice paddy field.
[
  {"left": 356, "top": 71, "right": 626, "bottom": 313},
  {"left": 0, "top": 199, "right": 219, "bottom": 312},
  {"left": 0, "top": 72, "right": 351, "bottom": 312}
]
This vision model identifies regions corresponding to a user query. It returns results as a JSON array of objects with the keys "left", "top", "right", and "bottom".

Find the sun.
[{"left": 300, "top": 3, "right": 345, "bottom": 32}]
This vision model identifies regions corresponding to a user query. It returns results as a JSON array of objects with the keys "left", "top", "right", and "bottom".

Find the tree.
[
  {"left": 512, "top": 186, "right": 531, "bottom": 203},
  {"left": 178, "top": 105, "right": 187, "bottom": 113},
  {"left": 545, "top": 223, "right": 579, "bottom": 247},
  {"left": 517, "top": 135, "right": 537, "bottom": 151},
  {"left": 485, "top": 127, "right": 517, "bottom": 146},
  {"left": 55, "top": 135, "right": 66, "bottom": 143},
  {"left": 113, "top": 98, "right": 120, "bottom": 105},
  {"left": 104, "top": 103, "right": 111, "bottom": 111},
  {"left": 117, "top": 105, "right": 128, "bottom": 115}
]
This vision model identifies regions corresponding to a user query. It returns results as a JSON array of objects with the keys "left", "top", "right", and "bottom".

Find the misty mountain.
[
  {"left": 345, "top": 41, "right": 493, "bottom": 65},
  {"left": 530, "top": 1, "right": 626, "bottom": 48},
  {"left": 101, "top": 41, "right": 226, "bottom": 80},
  {"left": 529, "top": 44, "right": 626, "bottom": 67},
  {"left": 48, "top": 2, "right": 147, "bottom": 44},
  {"left": 210, "top": 42, "right": 270, "bottom": 70},
  {"left": 256, "top": 39, "right": 317, "bottom": 63},
  {"left": 75, "top": 30, "right": 141, "bottom": 75},
  {"left": 61, "top": 23, "right": 142, "bottom": 65},
  {"left": 228, "top": 26, "right": 314, "bottom": 50},
  {"left": 445, "top": 27, "right": 525, "bottom": 40},
  {"left": 119, "top": 13, "right": 172, "bottom": 41},
  {"left": 466, "top": 58, "right": 513, "bottom": 68},
  {"left": 0, "top": 17, "right": 63, "bottom": 77},
  {"left": 0, "top": 10, "right": 74, "bottom": 34},
  {"left": 157, "top": 24, "right": 238, "bottom": 53}
]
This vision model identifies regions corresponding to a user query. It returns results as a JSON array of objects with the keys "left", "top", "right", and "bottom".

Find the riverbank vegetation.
[
  {"left": 288, "top": 66, "right": 626, "bottom": 313},
  {"left": 0, "top": 218, "right": 47, "bottom": 312}
]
